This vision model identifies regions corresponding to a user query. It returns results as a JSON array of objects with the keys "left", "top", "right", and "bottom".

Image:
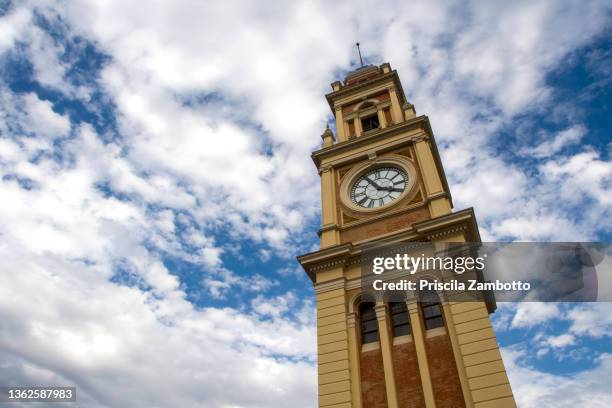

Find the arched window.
[
  {"left": 389, "top": 302, "right": 411, "bottom": 337},
  {"left": 419, "top": 289, "right": 444, "bottom": 330},
  {"left": 361, "top": 114, "right": 380, "bottom": 132},
  {"left": 359, "top": 302, "right": 379, "bottom": 344}
]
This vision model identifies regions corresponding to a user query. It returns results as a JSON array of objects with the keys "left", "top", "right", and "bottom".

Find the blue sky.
[{"left": 0, "top": 1, "right": 610, "bottom": 407}]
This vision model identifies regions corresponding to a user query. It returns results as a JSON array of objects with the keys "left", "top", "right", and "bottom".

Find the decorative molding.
[
  {"left": 406, "top": 301, "right": 419, "bottom": 313},
  {"left": 426, "top": 225, "right": 467, "bottom": 241},
  {"left": 307, "top": 258, "right": 346, "bottom": 274},
  {"left": 310, "top": 116, "right": 429, "bottom": 167},
  {"left": 325, "top": 70, "right": 407, "bottom": 111},
  {"left": 412, "top": 133, "right": 429, "bottom": 143},
  {"left": 342, "top": 211, "right": 359, "bottom": 224},
  {"left": 374, "top": 304, "right": 387, "bottom": 321},
  {"left": 315, "top": 277, "right": 346, "bottom": 294},
  {"left": 427, "top": 191, "right": 447, "bottom": 201},
  {"left": 318, "top": 165, "right": 332, "bottom": 174},
  {"left": 338, "top": 167, "right": 351, "bottom": 180},
  {"left": 347, "top": 312, "right": 357, "bottom": 328},
  {"left": 318, "top": 223, "right": 338, "bottom": 234},
  {"left": 297, "top": 208, "right": 480, "bottom": 282},
  {"left": 346, "top": 277, "right": 362, "bottom": 291}
]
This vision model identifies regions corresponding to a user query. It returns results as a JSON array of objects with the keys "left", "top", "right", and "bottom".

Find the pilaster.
[
  {"left": 354, "top": 114, "right": 363, "bottom": 137},
  {"left": 388, "top": 86, "right": 403, "bottom": 124},
  {"left": 378, "top": 107, "right": 387, "bottom": 129},
  {"left": 413, "top": 137, "right": 451, "bottom": 217},
  {"left": 316, "top": 278, "right": 352, "bottom": 407},
  {"left": 347, "top": 312, "right": 362, "bottom": 408},
  {"left": 335, "top": 105, "right": 347, "bottom": 142},
  {"left": 319, "top": 165, "right": 339, "bottom": 248},
  {"left": 374, "top": 304, "right": 399, "bottom": 408},
  {"left": 407, "top": 301, "right": 437, "bottom": 408}
]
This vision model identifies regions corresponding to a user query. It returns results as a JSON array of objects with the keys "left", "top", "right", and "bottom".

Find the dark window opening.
[
  {"left": 359, "top": 302, "right": 379, "bottom": 344},
  {"left": 361, "top": 114, "right": 380, "bottom": 132},
  {"left": 420, "top": 290, "right": 444, "bottom": 330},
  {"left": 390, "top": 302, "right": 411, "bottom": 337}
]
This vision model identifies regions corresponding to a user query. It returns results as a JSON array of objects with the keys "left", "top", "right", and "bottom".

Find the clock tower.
[{"left": 298, "top": 63, "right": 516, "bottom": 408}]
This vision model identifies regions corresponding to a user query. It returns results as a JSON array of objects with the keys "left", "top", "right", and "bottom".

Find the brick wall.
[
  {"left": 360, "top": 348, "right": 388, "bottom": 408},
  {"left": 392, "top": 341, "right": 426, "bottom": 408},
  {"left": 425, "top": 333, "right": 465, "bottom": 408},
  {"left": 340, "top": 207, "right": 430, "bottom": 243}
]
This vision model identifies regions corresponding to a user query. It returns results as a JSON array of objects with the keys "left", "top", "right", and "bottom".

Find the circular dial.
[{"left": 350, "top": 166, "right": 408, "bottom": 208}]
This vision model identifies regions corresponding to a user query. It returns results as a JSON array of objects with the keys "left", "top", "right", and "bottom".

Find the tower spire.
[{"left": 356, "top": 42, "right": 364, "bottom": 67}]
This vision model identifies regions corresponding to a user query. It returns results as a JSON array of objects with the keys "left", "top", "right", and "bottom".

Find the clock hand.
[
  {"left": 366, "top": 176, "right": 382, "bottom": 189},
  {"left": 378, "top": 187, "right": 404, "bottom": 192}
]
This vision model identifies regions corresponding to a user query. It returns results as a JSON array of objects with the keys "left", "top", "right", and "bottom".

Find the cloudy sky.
[{"left": 0, "top": 0, "right": 610, "bottom": 407}]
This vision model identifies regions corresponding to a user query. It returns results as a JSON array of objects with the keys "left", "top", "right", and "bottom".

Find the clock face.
[{"left": 350, "top": 166, "right": 408, "bottom": 208}]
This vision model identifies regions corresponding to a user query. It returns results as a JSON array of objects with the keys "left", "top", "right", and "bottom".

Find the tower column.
[
  {"left": 347, "top": 312, "right": 362, "bottom": 408},
  {"left": 334, "top": 106, "right": 347, "bottom": 142},
  {"left": 388, "top": 86, "right": 403, "bottom": 124},
  {"left": 318, "top": 165, "right": 339, "bottom": 248},
  {"left": 354, "top": 114, "right": 363, "bottom": 137},
  {"left": 315, "top": 278, "right": 352, "bottom": 407},
  {"left": 441, "top": 302, "right": 474, "bottom": 407},
  {"left": 374, "top": 304, "right": 399, "bottom": 408},
  {"left": 413, "top": 137, "right": 452, "bottom": 217},
  {"left": 377, "top": 108, "right": 387, "bottom": 129},
  {"left": 407, "top": 300, "right": 437, "bottom": 408}
]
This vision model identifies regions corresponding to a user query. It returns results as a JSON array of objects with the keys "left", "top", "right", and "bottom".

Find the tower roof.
[{"left": 325, "top": 62, "right": 408, "bottom": 113}]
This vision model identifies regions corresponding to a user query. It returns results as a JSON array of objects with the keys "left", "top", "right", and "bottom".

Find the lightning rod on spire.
[{"left": 356, "top": 42, "right": 364, "bottom": 67}]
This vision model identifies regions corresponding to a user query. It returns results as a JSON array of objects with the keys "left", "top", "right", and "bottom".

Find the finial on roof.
[
  {"left": 356, "top": 42, "right": 364, "bottom": 67},
  {"left": 321, "top": 123, "right": 335, "bottom": 147}
]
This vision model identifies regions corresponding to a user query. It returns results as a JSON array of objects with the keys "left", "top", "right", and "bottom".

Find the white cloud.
[
  {"left": 567, "top": 304, "right": 612, "bottom": 338},
  {"left": 511, "top": 303, "right": 560, "bottom": 328},
  {"left": 545, "top": 333, "right": 576, "bottom": 348},
  {"left": 23, "top": 93, "right": 71, "bottom": 137},
  {"left": 490, "top": 214, "right": 588, "bottom": 241},
  {"left": 541, "top": 149, "right": 612, "bottom": 207},
  {"left": 504, "top": 348, "right": 612, "bottom": 408},
  {"left": 0, "top": 5, "right": 31, "bottom": 53},
  {"left": 524, "top": 125, "right": 586, "bottom": 158}
]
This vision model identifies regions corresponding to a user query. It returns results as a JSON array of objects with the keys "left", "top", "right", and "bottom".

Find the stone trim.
[
  {"left": 298, "top": 208, "right": 480, "bottom": 281},
  {"left": 425, "top": 326, "right": 447, "bottom": 338},
  {"left": 392, "top": 335, "right": 413, "bottom": 345},
  {"left": 311, "top": 117, "right": 429, "bottom": 167},
  {"left": 347, "top": 312, "right": 357, "bottom": 329},
  {"left": 325, "top": 70, "right": 407, "bottom": 111},
  {"left": 318, "top": 165, "right": 332, "bottom": 174},
  {"left": 374, "top": 304, "right": 388, "bottom": 321},
  {"left": 426, "top": 225, "right": 468, "bottom": 241},
  {"left": 361, "top": 341, "right": 380, "bottom": 352},
  {"left": 315, "top": 278, "right": 347, "bottom": 294}
]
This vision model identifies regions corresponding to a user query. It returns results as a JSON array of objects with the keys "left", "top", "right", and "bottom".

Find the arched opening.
[
  {"left": 361, "top": 114, "right": 380, "bottom": 132},
  {"left": 419, "top": 289, "right": 444, "bottom": 330},
  {"left": 359, "top": 302, "right": 379, "bottom": 344},
  {"left": 389, "top": 301, "right": 411, "bottom": 336}
]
